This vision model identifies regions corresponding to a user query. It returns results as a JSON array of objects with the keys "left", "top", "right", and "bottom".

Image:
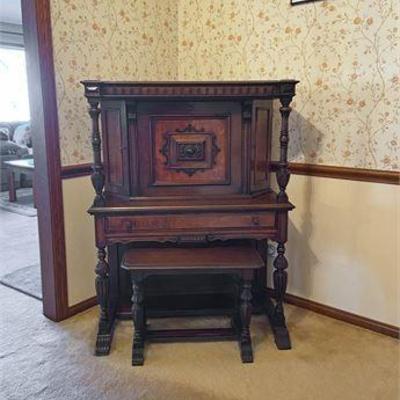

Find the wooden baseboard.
[
  {"left": 67, "top": 292, "right": 399, "bottom": 339},
  {"left": 67, "top": 296, "right": 97, "bottom": 317},
  {"left": 281, "top": 291, "right": 399, "bottom": 339}
]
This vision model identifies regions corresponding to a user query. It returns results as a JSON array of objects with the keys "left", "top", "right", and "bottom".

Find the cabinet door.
[
  {"left": 101, "top": 100, "right": 130, "bottom": 196},
  {"left": 135, "top": 101, "right": 243, "bottom": 198}
]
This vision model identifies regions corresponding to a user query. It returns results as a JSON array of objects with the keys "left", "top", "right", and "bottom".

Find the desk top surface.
[{"left": 88, "top": 192, "right": 294, "bottom": 215}]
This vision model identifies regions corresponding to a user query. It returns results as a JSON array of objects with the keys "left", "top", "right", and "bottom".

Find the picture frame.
[{"left": 291, "top": 0, "right": 323, "bottom": 5}]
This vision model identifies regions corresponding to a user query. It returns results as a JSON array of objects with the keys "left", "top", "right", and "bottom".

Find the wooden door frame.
[{"left": 21, "top": 0, "right": 69, "bottom": 321}]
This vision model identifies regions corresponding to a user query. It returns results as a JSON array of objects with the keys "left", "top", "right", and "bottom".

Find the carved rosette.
[
  {"left": 160, "top": 123, "right": 220, "bottom": 177},
  {"left": 177, "top": 142, "right": 204, "bottom": 161}
]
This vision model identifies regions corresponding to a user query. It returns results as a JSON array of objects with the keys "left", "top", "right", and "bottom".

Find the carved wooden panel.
[
  {"left": 101, "top": 101, "right": 129, "bottom": 195},
  {"left": 250, "top": 100, "right": 273, "bottom": 193},
  {"left": 153, "top": 117, "right": 229, "bottom": 185}
]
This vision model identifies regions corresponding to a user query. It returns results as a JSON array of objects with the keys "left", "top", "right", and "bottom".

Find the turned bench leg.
[
  {"left": 239, "top": 271, "right": 254, "bottom": 363},
  {"left": 230, "top": 275, "right": 241, "bottom": 333},
  {"left": 131, "top": 273, "right": 145, "bottom": 366}
]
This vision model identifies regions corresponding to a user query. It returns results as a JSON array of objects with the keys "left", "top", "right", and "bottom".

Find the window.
[{"left": 0, "top": 47, "right": 30, "bottom": 121}]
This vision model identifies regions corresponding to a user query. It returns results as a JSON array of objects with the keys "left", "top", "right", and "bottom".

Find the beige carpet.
[{"left": 0, "top": 285, "right": 398, "bottom": 400}]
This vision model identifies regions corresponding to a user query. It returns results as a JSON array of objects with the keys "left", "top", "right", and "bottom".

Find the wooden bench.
[{"left": 121, "top": 246, "right": 264, "bottom": 366}]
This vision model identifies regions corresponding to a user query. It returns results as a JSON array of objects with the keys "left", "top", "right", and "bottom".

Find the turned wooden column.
[
  {"left": 273, "top": 95, "right": 293, "bottom": 318},
  {"left": 88, "top": 100, "right": 105, "bottom": 206},
  {"left": 273, "top": 242, "right": 288, "bottom": 325},
  {"left": 268, "top": 93, "right": 294, "bottom": 349},
  {"left": 276, "top": 96, "right": 293, "bottom": 203},
  {"left": 94, "top": 243, "right": 111, "bottom": 355},
  {"left": 95, "top": 245, "right": 109, "bottom": 321}
]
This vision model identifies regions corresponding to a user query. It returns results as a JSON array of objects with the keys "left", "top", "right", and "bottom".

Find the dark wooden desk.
[{"left": 82, "top": 80, "right": 299, "bottom": 356}]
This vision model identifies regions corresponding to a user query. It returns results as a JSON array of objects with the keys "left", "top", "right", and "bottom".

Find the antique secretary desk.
[{"left": 82, "top": 80, "right": 299, "bottom": 357}]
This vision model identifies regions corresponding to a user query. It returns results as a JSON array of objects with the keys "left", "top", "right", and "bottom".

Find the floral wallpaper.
[
  {"left": 51, "top": 0, "right": 399, "bottom": 170},
  {"left": 178, "top": 0, "right": 399, "bottom": 170},
  {"left": 50, "top": 0, "right": 178, "bottom": 165}
]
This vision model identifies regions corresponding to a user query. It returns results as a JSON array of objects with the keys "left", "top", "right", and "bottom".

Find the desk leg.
[
  {"left": 268, "top": 241, "right": 291, "bottom": 350},
  {"left": 8, "top": 169, "right": 16, "bottom": 202},
  {"left": 239, "top": 271, "right": 254, "bottom": 363},
  {"left": 131, "top": 273, "right": 145, "bottom": 366},
  {"left": 95, "top": 245, "right": 113, "bottom": 356}
]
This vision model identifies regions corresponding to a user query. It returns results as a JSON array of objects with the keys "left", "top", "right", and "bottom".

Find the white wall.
[
  {"left": 62, "top": 174, "right": 399, "bottom": 327},
  {"left": 62, "top": 177, "right": 96, "bottom": 306},
  {"left": 282, "top": 175, "right": 399, "bottom": 326}
]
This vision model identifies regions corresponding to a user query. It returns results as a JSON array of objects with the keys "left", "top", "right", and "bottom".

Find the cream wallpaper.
[
  {"left": 178, "top": 0, "right": 399, "bottom": 170},
  {"left": 51, "top": 0, "right": 399, "bottom": 170},
  {"left": 50, "top": 0, "right": 178, "bottom": 165}
]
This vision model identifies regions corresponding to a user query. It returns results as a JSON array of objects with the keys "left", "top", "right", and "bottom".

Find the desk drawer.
[{"left": 104, "top": 212, "right": 275, "bottom": 235}]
